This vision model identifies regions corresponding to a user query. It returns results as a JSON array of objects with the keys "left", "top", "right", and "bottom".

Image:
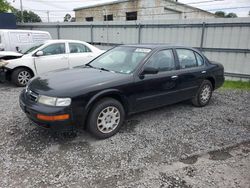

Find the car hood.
[
  {"left": 29, "top": 67, "right": 131, "bottom": 97},
  {"left": 0, "top": 51, "right": 23, "bottom": 60}
]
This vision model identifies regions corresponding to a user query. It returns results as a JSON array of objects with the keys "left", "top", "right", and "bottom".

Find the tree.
[
  {"left": 215, "top": 11, "right": 237, "bottom": 18},
  {"left": 64, "top": 13, "right": 71, "bottom": 22},
  {"left": 0, "top": 0, "right": 12, "bottom": 12},
  {"left": 13, "top": 9, "right": 42, "bottom": 22},
  {"left": 226, "top": 13, "right": 237, "bottom": 18},
  {"left": 215, "top": 11, "right": 226, "bottom": 17}
]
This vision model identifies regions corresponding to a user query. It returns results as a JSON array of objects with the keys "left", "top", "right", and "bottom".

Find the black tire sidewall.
[{"left": 87, "top": 98, "right": 125, "bottom": 139}]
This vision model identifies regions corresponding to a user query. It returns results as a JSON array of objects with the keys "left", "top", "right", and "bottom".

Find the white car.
[{"left": 0, "top": 40, "right": 104, "bottom": 86}]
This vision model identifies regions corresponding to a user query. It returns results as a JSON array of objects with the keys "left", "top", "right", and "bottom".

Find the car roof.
[
  {"left": 44, "top": 39, "right": 88, "bottom": 44},
  {"left": 120, "top": 44, "right": 195, "bottom": 50}
]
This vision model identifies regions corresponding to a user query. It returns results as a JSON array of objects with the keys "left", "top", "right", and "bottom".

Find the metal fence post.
[
  {"left": 200, "top": 22, "right": 206, "bottom": 50},
  {"left": 91, "top": 24, "right": 93, "bottom": 43},
  {"left": 56, "top": 24, "right": 60, "bottom": 39},
  {"left": 138, "top": 23, "right": 141, "bottom": 44}
]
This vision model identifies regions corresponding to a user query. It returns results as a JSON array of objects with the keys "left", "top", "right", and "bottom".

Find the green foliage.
[
  {"left": 226, "top": 13, "right": 238, "bottom": 18},
  {"left": 63, "top": 13, "right": 75, "bottom": 22},
  {"left": 12, "top": 9, "right": 42, "bottom": 23},
  {"left": 64, "top": 13, "right": 71, "bottom": 22},
  {"left": 215, "top": 11, "right": 238, "bottom": 18},
  {"left": 222, "top": 81, "right": 250, "bottom": 90},
  {"left": 0, "top": 0, "right": 12, "bottom": 12},
  {"left": 215, "top": 11, "right": 225, "bottom": 17}
]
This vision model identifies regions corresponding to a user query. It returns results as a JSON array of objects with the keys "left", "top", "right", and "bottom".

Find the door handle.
[
  {"left": 61, "top": 56, "right": 68, "bottom": 59},
  {"left": 201, "top": 70, "right": 206, "bottom": 74},
  {"left": 171, "top": 75, "right": 178, "bottom": 80}
]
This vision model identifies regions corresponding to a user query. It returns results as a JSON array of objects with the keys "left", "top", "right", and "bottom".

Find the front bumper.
[{"left": 19, "top": 90, "right": 75, "bottom": 131}]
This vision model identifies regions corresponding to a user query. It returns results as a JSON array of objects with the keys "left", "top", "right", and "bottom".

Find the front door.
[
  {"left": 35, "top": 43, "right": 69, "bottom": 75},
  {"left": 132, "top": 49, "right": 180, "bottom": 112}
]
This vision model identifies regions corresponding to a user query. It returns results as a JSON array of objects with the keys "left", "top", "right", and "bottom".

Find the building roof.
[{"left": 73, "top": 0, "right": 130, "bottom": 11}]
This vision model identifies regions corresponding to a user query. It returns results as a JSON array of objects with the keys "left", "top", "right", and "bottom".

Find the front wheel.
[
  {"left": 87, "top": 98, "right": 125, "bottom": 139},
  {"left": 192, "top": 80, "right": 213, "bottom": 107},
  {"left": 11, "top": 68, "right": 32, "bottom": 87}
]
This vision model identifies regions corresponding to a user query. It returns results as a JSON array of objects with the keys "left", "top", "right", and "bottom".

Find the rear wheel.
[
  {"left": 11, "top": 68, "right": 32, "bottom": 87},
  {"left": 87, "top": 98, "right": 125, "bottom": 139},
  {"left": 192, "top": 80, "right": 213, "bottom": 107}
]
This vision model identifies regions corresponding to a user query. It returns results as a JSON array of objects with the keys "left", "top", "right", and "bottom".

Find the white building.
[{"left": 74, "top": 0, "right": 216, "bottom": 22}]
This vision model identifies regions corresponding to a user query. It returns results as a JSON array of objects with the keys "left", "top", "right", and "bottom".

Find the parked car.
[
  {"left": 0, "top": 40, "right": 104, "bottom": 86},
  {"left": 19, "top": 45, "right": 224, "bottom": 139},
  {"left": 0, "top": 29, "right": 51, "bottom": 52}
]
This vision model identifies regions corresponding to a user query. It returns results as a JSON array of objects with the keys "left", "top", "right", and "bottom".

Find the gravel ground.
[{"left": 0, "top": 83, "right": 249, "bottom": 187}]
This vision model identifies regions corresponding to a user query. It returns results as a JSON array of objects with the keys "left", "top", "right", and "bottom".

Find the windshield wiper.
[
  {"left": 99, "top": 67, "right": 110, "bottom": 72},
  {"left": 85, "top": 64, "right": 93, "bottom": 68}
]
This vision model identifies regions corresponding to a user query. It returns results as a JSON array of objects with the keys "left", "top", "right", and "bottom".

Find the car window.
[
  {"left": 42, "top": 43, "right": 65, "bottom": 56},
  {"left": 69, "top": 43, "right": 91, "bottom": 53},
  {"left": 146, "top": 49, "right": 176, "bottom": 72},
  {"left": 89, "top": 46, "right": 151, "bottom": 74},
  {"left": 176, "top": 49, "right": 197, "bottom": 69},
  {"left": 195, "top": 52, "right": 204, "bottom": 66}
]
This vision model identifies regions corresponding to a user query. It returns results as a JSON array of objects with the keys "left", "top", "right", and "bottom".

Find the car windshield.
[
  {"left": 23, "top": 43, "right": 43, "bottom": 54},
  {"left": 89, "top": 46, "right": 151, "bottom": 74}
]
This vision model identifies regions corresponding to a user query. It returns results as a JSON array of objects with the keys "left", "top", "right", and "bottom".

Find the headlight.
[
  {"left": 38, "top": 95, "right": 71, "bottom": 107},
  {"left": 0, "top": 60, "right": 9, "bottom": 68}
]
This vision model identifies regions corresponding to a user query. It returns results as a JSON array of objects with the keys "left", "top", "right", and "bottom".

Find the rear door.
[
  {"left": 174, "top": 48, "right": 207, "bottom": 99},
  {"left": 35, "top": 42, "right": 69, "bottom": 75},
  {"left": 68, "top": 42, "right": 95, "bottom": 68}
]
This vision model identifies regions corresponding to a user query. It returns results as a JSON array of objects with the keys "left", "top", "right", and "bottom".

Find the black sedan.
[{"left": 19, "top": 45, "right": 224, "bottom": 139}]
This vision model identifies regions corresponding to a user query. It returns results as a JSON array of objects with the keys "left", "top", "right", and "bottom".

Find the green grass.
[{"left": 222, "top": 80, "right": 250, "bottom": 90}]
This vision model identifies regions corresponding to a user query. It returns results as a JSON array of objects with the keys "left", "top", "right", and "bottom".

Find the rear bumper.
[{"left": 19, "top": 90, "right": 75, "bottom": 131}]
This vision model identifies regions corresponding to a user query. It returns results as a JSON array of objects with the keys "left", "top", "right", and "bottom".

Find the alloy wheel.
[{"left": 97, "top": 106, "right": 120, "bottom": 134}]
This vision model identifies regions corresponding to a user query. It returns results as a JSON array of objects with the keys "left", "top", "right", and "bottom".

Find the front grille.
[{"left": 26, "top": 88, "right": 39, "bottom": 102}]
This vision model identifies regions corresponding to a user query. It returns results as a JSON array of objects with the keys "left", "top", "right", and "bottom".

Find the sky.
[{"left": 7, "top": 0, "right": 250, "bottom": 22}]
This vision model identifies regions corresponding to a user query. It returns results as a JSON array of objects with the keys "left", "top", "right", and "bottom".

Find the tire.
[
  {"left": 11, "top": 68, "right": 32, "bottom": 87},
  {"left": 192, "top": 80, "right": 213, "bottom": 107},
  {"left": 87, "top": 98, "right": 125, "bottom": 139}
]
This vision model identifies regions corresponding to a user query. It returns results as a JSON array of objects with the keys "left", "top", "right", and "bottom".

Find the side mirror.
[
  {"left": 141, "top": 66, "right": 158, "bottom": 75},
  {"left": 35, "top": 51, "right": 44, "bottom": 56}
]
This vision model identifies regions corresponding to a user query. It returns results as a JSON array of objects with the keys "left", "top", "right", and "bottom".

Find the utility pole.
[
  {"left": 20, "top": 0, "right": 23, "bottom": 23},
  {"left": 47, "top": 11, "right": 50, "bottom": 22}
]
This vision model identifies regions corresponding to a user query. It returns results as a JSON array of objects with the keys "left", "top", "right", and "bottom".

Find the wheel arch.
[
  {"left": 206, "top": 76, "right": 215, "bottom": 90},
  {"left": 11, "top": 66, "right": 35, "bottom": 77},
  {"left": 84, "top": 89, "right": 129, "bottom": 125}
]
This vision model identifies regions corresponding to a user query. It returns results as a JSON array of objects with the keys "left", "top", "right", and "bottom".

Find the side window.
[
  {"left": 69, "top": 43, "right": 91, "bottom": 53},
  {"left": 176, "top": 49, "right": 197, "bottom": 69},
  {"left": 42, "top": 43, "right": 65, "bottom": 56},
  {"left": 195, "top": 52, "right": 204, "bottom": 66},
  {"left": 146, "top": 50, "right": 176, "bottom": 72}
]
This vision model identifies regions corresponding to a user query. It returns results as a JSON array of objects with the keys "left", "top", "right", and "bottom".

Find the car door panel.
[
  {"left": 130, "top": 49, "right": 181, "bottom": 113},
  {"left": 132, "top": 71, "right": 181, "bottom": 112},
  {"left": 34, "top": 43, "right": 69, "bottom": 75}
]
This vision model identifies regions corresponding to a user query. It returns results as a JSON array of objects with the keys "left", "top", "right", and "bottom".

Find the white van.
[{"left": 0, "top": 29, "right": 51, "bottom": 53}]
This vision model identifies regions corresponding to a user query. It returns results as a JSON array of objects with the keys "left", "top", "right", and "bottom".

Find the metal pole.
[
  {"left": 138, "top": 23, "right": 141, "bottom": 44},
  {"left": 20, "top": 0, "right": 23, "bottom": 23},
  {"left": 91, "top": 24, "right": 93, "bottom": 43},
  {"left": 200, "top": 22, "right": 206, "bottom": 50},
  {"left": 56, "top": 24, "right": 60, "bottom": 39},
  {"left": 47, "top": 11, "right": 50, "bottom": 23}
]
